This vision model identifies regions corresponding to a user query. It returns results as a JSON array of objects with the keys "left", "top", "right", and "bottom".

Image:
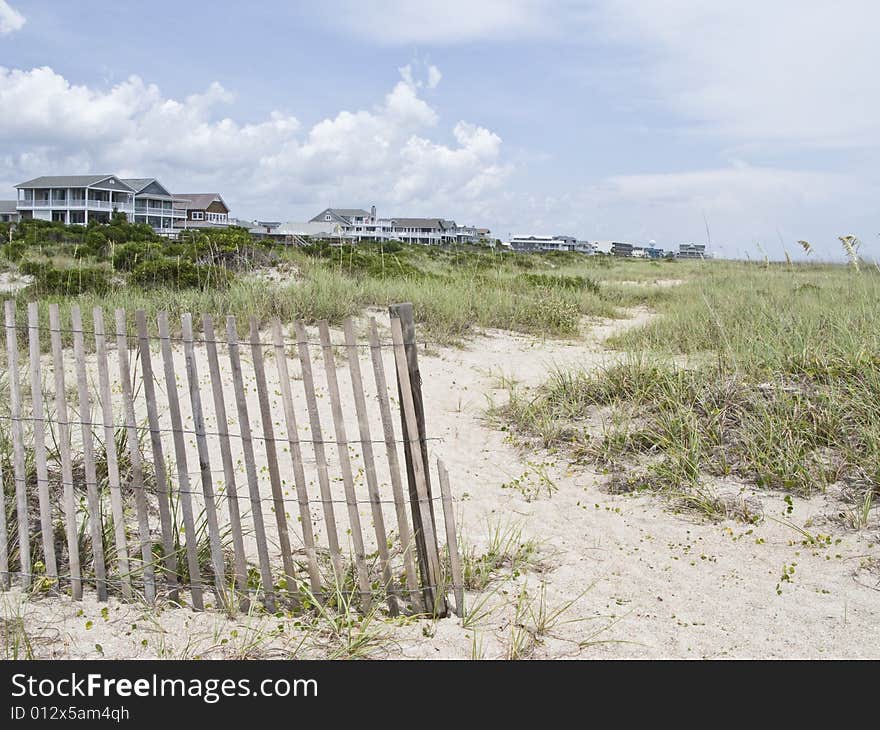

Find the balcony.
[
  {"left": 134, "top": 205, "right": 187, "bottom": 217},
  {"left": 86, "top": 199, "right": 132, "bottom": 210}
]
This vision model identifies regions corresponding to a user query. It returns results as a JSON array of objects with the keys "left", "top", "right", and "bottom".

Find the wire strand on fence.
[
  {"left": 0, "top": 413, "right": 445, "bottom": 447},
  {"left": 4, "top": 322, "right": 441, "bottom": 350}
]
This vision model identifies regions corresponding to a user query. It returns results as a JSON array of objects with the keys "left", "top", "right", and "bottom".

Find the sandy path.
[
  {"left": 391, "top": 307, "right": 880, "bottom": 658},
  {"left": 5, "top": 306, "right": 879, "bottom": 659}
]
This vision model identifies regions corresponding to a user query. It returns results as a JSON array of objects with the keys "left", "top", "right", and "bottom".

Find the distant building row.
[
  {"left": 507, "top": 234, "right": 711, "bottom": 259},
  {"left": 302, "top": 207, "right": 492, "bottom": 245},
  {"left": 1, "top": 176, "right": 714, "bottom": 259},
  {"left": 5, "top": 175, "right": 231, "bottom": 233},
  {"left": 3, "top": 183, "right": 497, "bottom": 247}
]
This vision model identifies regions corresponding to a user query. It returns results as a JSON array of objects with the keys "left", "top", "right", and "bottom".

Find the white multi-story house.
[
  {"left": 677, "top": 243, "right": 711, "bottom": 259},
  {"left": 311, "top": 207, "right": 373, "bottom": 229},
  {"left": 12, "top": 175, "right": 234, "bottom": 235},
  {"left": 15, "top": 175, "right": 136, "bottom": 224},
  {"left": 309, "top": 206, "right": 482, "bottom": 245},
  {"left": 508, "top": 234, "right": 580, "bottom": 252},
  {"left": 123, "top": 178, "right": 188, "bottom": 233}
]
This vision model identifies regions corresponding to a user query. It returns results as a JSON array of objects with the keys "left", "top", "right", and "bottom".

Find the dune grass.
[
  {"left": 498, "top": 260, "right": 880, "bottom": 519},
  {"left": 4, "top": 237, "right": 679, "bottom": 346}
]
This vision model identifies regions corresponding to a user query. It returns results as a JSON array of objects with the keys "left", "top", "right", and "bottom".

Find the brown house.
[{"left": 173, "top": 193, "right": 230, "bottom": 228}]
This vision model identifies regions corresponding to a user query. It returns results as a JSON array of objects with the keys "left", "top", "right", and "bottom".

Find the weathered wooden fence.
[{"left": 0, "top": 300, "right": 464, "bottom": 618}]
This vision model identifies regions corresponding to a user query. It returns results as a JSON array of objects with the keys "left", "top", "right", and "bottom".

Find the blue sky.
[{"left": 1, "top": 0, "right": 877, "bottom": 259}]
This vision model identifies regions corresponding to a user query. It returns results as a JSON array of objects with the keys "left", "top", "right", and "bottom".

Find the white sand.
[{"left": 5, "top": 307, "right": 879, "bottom": 659}]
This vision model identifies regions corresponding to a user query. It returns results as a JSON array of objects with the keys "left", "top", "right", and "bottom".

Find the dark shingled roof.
[
  {"left": 329, "top": 208, "right": 370, "bottom": 218},
  {"left": 389, "top": 218, "right": 453, "bottom": 229},
  {"left": 15, "top": 175, "right": 134, "bottom": 190},
  {"left": 121, "top": 178, "right": 155, "bottom": 193},
  {"left": 174, "top": 193, "right": 228, "bottom": 211},
  {"left": 0, "top": 200, "right": 18, "bottom": 213}
]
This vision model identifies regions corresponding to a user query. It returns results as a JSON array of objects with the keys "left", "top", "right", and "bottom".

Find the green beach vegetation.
[{"left": 497, "top": 254, "right": 880, "bottom": 519}]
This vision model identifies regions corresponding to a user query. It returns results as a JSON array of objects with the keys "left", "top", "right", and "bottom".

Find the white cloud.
[
  {"left": 0, "top": 1, "right": 24, "bottom": 35},
  {"left": 0, "top": 64, "right": 510, "bottom": 222},
  {"left": 427, "top": 65, "right": 442, "bottom": 89},
  {"left": 592, "top": 0, "right": 880, "bottom": 149}
]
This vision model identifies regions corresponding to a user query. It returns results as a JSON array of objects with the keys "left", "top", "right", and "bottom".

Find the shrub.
[
  {"left": 2, "top": 240, "right": 26, "bottom": 262},
  {"left": 520, "top": 273, "right": 600, "bottom": 293},
  {"left": 112, "top": 241, "right": 163, "bottom": 271},
  {"left": 21, "top": 260, "right": 113, "bottom": 295},
  {"left": 130, "top": 257, "right": 234, "bottom": 289}
]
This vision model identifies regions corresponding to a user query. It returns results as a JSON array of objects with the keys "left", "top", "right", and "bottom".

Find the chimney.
[{"left": 370, "top": 205, "right": 376, "bottom": 220}]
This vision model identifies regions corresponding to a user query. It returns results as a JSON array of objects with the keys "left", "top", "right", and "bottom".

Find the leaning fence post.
[{"left": 389, "top": 302, "right": 446, "bottom": 616}]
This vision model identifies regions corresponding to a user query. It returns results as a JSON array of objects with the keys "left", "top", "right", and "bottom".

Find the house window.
[
  {"left": 325, "top": 214, "right": 331, "bottom": 221},
  {"left": 192, "top": 211, "right": 204, "bottom": 220}
]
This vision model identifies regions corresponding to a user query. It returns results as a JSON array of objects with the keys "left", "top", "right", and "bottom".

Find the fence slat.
[
  {"left": 115, "top": 309, "right": 156, "bottom": 603},
  {"left": 49, "top": 304, "right": 81, "bottom": 599},
  {"left": 182, "top": 313, "right": 228, "bottom": 608},
  {"left": 135, "top": 310, "right": 178, "bottom": 600},
  {"left": 27, "top": 303, "right": 58, "bottom": 585},
  {"left": 318, "top": 320, "right": 372, "bottom": 609},
  {"left": 437, "top": 459, "right": 464, "bottom": 618},
  {"left": 4, "top": 301, "right": 30, "bottom": 590},
  {"left": 390, "top": 313, "right": 443, "bottom": 614},
  {"left": 0, "top": 434, "right": 7, "bottom": 590},
  {"left": 250, "top": 317, "right": 298, "bottom": 603},
  {"left": 294, "top": 321, "right": 343, "bottom": 580},
  {"left": 93, "top": 307, "right": 131, "bottom": 599},
  {"left": 0, "top": 314, "right": 10, "bottom": 590},
  {"left": 226, "top": 315, "right": 276, "bottom": 613},
  {"left": 343, "top": 318, "right": 396, "bottom": 615},
  {"left": 203, "top": 314, "right": 248, "bottom": 602},
  {"left": 157, "top": 311, "right": 204, "bottom": 611},
  {"left": 368, "top": 317, "right": 420, "bottom": 608},
  {"left": 271, "top": 319, "right": 322, "bottom": 597},
  {"left": 70, "top": 304, "right": 108, "bottom": 601}
]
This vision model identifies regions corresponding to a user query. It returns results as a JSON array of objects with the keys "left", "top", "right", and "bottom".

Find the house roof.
[
  {"left": 309, "top": 208, "right": 372, "bottom": 225},
  {"left": 174, "top": 193, "right": 229, "bottom": 211},
  {"left": 15, "top": 175, "right": 135, "bottom": 190},
  {"left": 121, "top": 178, "right": 155, "bottom": 192},
  {"left": 329, "top": 208, "right": 370, "bottom": 218},
  {"left": 122, "top": 178, "right": 179, "bottom": 201},
  {"left": 389, "top": 218, "right": 453, "bottom": 229},
  {"left": 0, "top": 200, "right": 17, "bottom": 214}
]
